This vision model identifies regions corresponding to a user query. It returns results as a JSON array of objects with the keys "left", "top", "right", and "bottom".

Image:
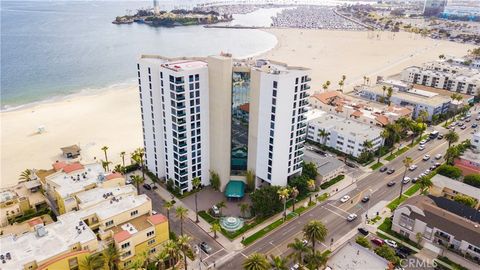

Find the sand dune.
[{"left": 0, "top": 29, "right": 473, "bottom": 187}]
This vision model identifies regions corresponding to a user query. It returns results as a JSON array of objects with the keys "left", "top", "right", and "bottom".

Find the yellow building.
[
  {"left": 0, "top": 193, "right": 169, "bottom": 270},
  {"left": 430, "top": 174, "right": 480, "bottom": 209}
]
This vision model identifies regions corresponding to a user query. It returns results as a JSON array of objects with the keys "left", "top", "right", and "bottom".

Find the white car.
[
  {"left": 419, "top": 140, "right": 427, "bottom": 145},
  {"left": 409, "top": 165, "right": 418, "bottom": 171},
  {"left": 290, "top": 263, "right": 300, "bottom": 270},
  {"left": 418, "top": 145, "right": 425, "bottom": 151},
  {"left": 402, "top": 177, "right": 411, "bottom": 184},
  {"left": 385, "top": 239, "right": 398, "bottom": 248},
  {"left": 423, "top": 155, "right": 430, "bottom": 161},
  {"left": 419, "top": 173, "right": 426, "bottom": 178},
  {"left": 306, "top": 146, "right": 314, "bottom": 151},
  {"left": 347, "top": 213, "right": 358, "bottom": 222},
  {"left": 435, "top": 154, "right": 442, "bottom": 160},
  {"left": 340, "top": 195, "right": 351, "bottom": 203},
  {"left": 424, "top": 169, "right": 431, "bottom": 174}
]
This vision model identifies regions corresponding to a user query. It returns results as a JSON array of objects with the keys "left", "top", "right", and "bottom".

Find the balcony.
[
  {"left": 178, "top": 126, "right": 186, "bottom": 133},
  {"left": 176, "top": 111, "right": 186, "bottom": 117},
  {"left": 179, "top": 155, "right": 187, "bottom": 162},
  {"left": 175, "top": 94, "right": 185, "bottom": 101},
  {"left": 179, "top": 142, "right": 187, "bottom": 148},
  {"left": 305, "top": 77, "right": 311, "bottom": 82},
  {"left": 304, "top": 85, "right": 311, "bottom": 90}
]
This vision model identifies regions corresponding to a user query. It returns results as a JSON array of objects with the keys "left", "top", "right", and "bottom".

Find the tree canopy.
[{"left": 464, "top": 174, "right": 480, "bottom": 188}]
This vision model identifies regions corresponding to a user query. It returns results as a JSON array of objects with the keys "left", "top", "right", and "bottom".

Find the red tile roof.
[
  {"left": 106, "top": 172, "right": 123, "bottom": 181},
  {"left": 113, "top": 230, "right": 131, "bottom": 243},
  {"left": 27, "top": 217, "right": 44, "bottom": 227},
  {"left": 239, "top": 103, "right": 250, "bottom": 113},
  {"left": 148, "top": 214, "right": 168, "bottom": 225},
  {"left": 350, "top": 110, "right": 363, "bottom": 117},
  {"left": 63, "top": 162, "right": 84, "bottom": 174},
  {"left": 312, "top": 91, "right": 344, "bottom": 105},
  {"left": 375, "top": 115, "right": 390, "bottom": 126},
  {"left": 52, "top": 161, "right": 68, "bottom": 171}
]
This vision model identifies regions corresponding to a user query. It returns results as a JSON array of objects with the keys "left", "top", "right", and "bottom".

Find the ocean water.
[{"left": 0, "top": 1, "right": 279, "bottom": 110}]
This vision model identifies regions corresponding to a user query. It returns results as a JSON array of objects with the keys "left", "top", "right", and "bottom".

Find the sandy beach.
[{"left": 0, "top": 29, "right": 473, "bottom": 188}]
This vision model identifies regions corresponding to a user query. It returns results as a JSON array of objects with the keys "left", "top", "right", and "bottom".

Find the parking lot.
[{"left": 303, "top": 146, "right": 365, "bottom": 179}]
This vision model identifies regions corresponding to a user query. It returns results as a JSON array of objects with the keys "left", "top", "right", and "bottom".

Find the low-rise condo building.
[
  {"left": 429, "top": 174, "right": 480, "bottom": 209},
  {"left": 354, "top": 84, "right": 451, "bottom": 121},
  {"left": 43, "top": 161, "right": 126, "bottom": 214},
  {"left": 0, "top": 193, "right": 168, "bottom": 270},
  {"left": 0, "top": 181, "right": 48, "bottom": 227},
  {"left": 306, "top": 110, "right": 383, "bottom": 158},
  {"left": 310, "top": 91, "right": 412, "bottom": 127},
  {"left": 400, "top": 61, "right": 479, "bottom": 95},
  {"left": 392, "top": 195, "right": 480, "bottom": 260},
  {"left": 137, "top": 54, "right": 310, "bottom": 193}
]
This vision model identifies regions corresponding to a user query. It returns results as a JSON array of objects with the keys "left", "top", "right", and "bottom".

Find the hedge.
[{"left": 320, "top": 175, "right": 345, "bottom": 190}]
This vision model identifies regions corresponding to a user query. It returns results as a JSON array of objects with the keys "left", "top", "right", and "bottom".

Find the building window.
[
  {"left": 148, "top": 239, "right": 156, "bottom": 245},
  {"left": 105, "top": 220, "right": 114, "bottom": 227},
  {"left": 68, "top": 258, "right": 79, "bottom": 270},
  {"left": 130, "top": 210, "right": 139, "bottom": 217},
  {"left": 121, "top": 242, "right": 131, "bottom": 249},
  {"left": 147, "top": 230, "right": 155, "bottom": 237}
]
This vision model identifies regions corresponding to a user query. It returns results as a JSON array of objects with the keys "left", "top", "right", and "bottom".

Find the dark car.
[
  {"left": 346, "top": 162, "right": 358, "bottom": 168},
  {"left": 142, "top": 183, "right": 152, "bottom": 190},
  {"left": 358, "top": 227, "right": 369, "bottom": 236},
  {"left": 473, "top": 123, "right": 478, "bottom": 128},
  {"left": 396, "top": 250, "right": 408, "bottom": 259},
  {"left": 387, "top": 169, "right": 395, "bottom": 174},
  {"left": 152, "top": 185, "right": 158, "bottom": 190},
  {"left": 397, "top": 246, "right": 412, "bottom": 255},
  {"left": 380, "top": 167, "right": 388, "bottom": 172},
  {"left": 437, "top": 134, "right": 444, "bottom": 140},
  {"left": 200, "top": 242, "right": 212, "bottom": 254},
  {"left": 387, "top": 181, "right": 396, "bottom": 187},
  {"left": 361, "top": 196, "right": 370, "bottom": 203}
]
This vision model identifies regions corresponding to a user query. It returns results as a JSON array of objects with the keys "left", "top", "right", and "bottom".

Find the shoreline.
[{"left": 1, "top": 28, "right": 473, "bottom": 188}]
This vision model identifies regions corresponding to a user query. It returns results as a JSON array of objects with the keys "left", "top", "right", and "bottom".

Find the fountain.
[{"left": 219, "top": 216, "right": 244, "bottom": 232}]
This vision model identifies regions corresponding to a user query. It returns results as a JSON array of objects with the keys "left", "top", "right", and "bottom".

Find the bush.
[
  {"left": 198, "top": 210, "right": 216, "bottom": 224},
  {"left": 210, "top": 170, "right": 220, "bottom": 191},
  {"left": 250, "top": 186, "right": 282, "bottom": 218},
  {"left": 124, "top": 163, "right": 139, "bottom": 173},
  {"left": 375, "top": 245, "right": 400, "bottom": 265},
  {"left": 437, "top": 165, "right": 462, "bottom": 179},
  {"left": 356, "top": 236, "right": 371, "bottom": 248},
  {"left": 320, "top": 175, "right": 345, "bottom": 190},
  {"left": 464, "top": 174, "right": 480, "bottom": 188},
  {"left": 453, "top": 194, "right": 477, "bottom": 208},
  {"left": 289, "top": 175, "right": 309, "bottom": 195},
  {"left": 302, "top": 162, "right": 318, "bottom": 180}
]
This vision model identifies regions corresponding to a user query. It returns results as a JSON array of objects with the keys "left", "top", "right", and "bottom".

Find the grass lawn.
[
  {"left": 385, "top": 147, "right": 410, "bottom": 161},
  {"left": 378, "top": 217, "right": 392, "bottom": 232},
  {"left": 368, "top": 215, "right": 382, "bottom": 224},
  {"left": 320, "top": 175, "right": 345, "bottom": 190},
  {"left": 242, "top": 213, "right": 296, "bottom": 246},
  {"left": 317, "top": 193, "right": 329, "bottom": 202},
  {"left": 387, "top": 195, "right": 408, "bottom": 211},
  {"left": 370, "top": 162, "right": 384, "bottom": 170},
  {"left": 404, "top": 183, "right": 420, "bottom": 197}
]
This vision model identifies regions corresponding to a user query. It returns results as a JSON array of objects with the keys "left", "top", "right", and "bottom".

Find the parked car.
[
  {"left": 434, "top": 162, "right": 441, "bottom": 167},
  {"left": 306, "top": 146, "right": 314, "bottom": 151},
  {"left": 424, "top": 169, "right": 431, "bottom": 174},
  {"left": 152, "top": 184, "right": 158, "bottom": 190},
  {"left": 358, "top": 227, "right": 369, "bottom": 236},
  {"left": 387, "top": 168, "right": 395, "bottom": 174},
  {"left": 361, "top": 196, "right": 370, "bottom": 203},
  {"left": 371, "top": 238, "right": 384, "bottom": 246},
  {"left": 409, "top": 165, "right": 417, "bottom": 171},
  {"left": 200, "top": 242, "right": 212, "bottom": 254},
  {"left": 423, "top": 155, "right": 430, "bottom": 161},
  {"left": 340, "top": 195, "right": 351, "bottom": 203},
  {"left": 387, "top": 181, "right": 396, "bottom": 187},
  {"left": 347, "top": 213, "right": 358, "bottom": 222},
  {"left": 143, "top": 183, "right": 152, "bottom": 190},
  {"left": 418, "top": 145, "right": 425, "bottom": 151},
  {"left": 397, "top": 246, "right": 413, "bottom": 255},
  {"left": 402, "top": 177, "right": 411, "bottom": 184},
  {"left": 419, "top": 140, "right": 427, "bottom": 145},
  {"left": 380, "top": 167, "right": 388, "bottom": 172},
  {"left": 472, "top": 123, "right": 478, "bottom": 128},
  {"left": 211, "top": 205, "right": 220, "bottom": 216},
  {"left": 290, "top": 263, "right": 300, "bottom": 270},
  {"left": 461, "top": 125, "right": 467, "bottom": 130},
  {"left": 430, "top": 165, "right": 437, "bottom": 171},
  {"left": 412, "top": 177, "right": 419, "bottom": 183},
  {"left": 385, "top": 239, "right": 398, "bottom": 248},
  {"left": 346, "top": 162, "right": 358, "bottom": 168},
  {"left": 396, "top": 250, "right": 408, "bottom": 259},
  {"left": 435, "top": 154, "right": 442, "bottom": 160},
  {"left": 437, "top": 134, "right": 444, "bottom": 140}
]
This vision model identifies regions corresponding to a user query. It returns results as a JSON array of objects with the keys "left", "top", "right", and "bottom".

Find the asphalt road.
[{"left": 218, "top": 111, "right": 478, "bottom": 269}]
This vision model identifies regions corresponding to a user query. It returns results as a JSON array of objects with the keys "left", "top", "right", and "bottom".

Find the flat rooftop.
[
  {"left": 162, "top": 59, "right": 208, "bottom": 72},
  {"left": 327, "top": 242, "right": 390, "bottom": 270},
  {"left": 75, "top": 185, "right": 137, "bottom": 210},
  {"left": 309, "top": 111, "right": 383, "bottom": 141},
  {"left": 316, "top": 156, "right": 345, "bottom": 176}
]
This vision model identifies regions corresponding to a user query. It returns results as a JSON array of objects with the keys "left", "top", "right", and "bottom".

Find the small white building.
[{"left": 307, "top": 110, "right": 383, "bottom": 158}]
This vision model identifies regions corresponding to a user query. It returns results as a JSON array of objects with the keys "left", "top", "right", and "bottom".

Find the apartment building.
[
  {"left": 0, "top": 193, "right": 168, "bottom": 270},
  {"left": 401, "top": 61, "right": 479, "bottom": 95},
  {"left": 423, "top": 0, "right": 447, "bottom": 16},
  {"left": 307, "top": 110, "right": 383, "bottom": 158},
  {"left": 392, "top": 195, "right": 480, "bottom": 260},
  {"left": 137, "top": 55, "right": 310, "bottom": 192},
  {"left": 355, "top": 84, "right": 451, "bottom": 121},
  {"left": 429, "top": 174, "right": 480, "bottom": 209},
  {"left": 43, "top": 162, "right": 126, "bottom": 214},
  {"left": 309, "top": 91, "right": 412, "bottom": 127}
]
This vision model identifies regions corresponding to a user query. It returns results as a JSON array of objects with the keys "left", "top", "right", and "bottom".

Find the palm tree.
[
  {"left": 445, "top": 146, "right": 460, "bottom": 165},
  {"left": 386, "top": 87, "right": 393, "bottom": 105},
  {"left": 445, "top": 130, "right": 459, "bottom": 148},
  {"left": 382, "top": 85, "right": 387, "bottom": 103},
  {"left": 101, "top": 160, "right": 112, "bottom": 173},
  {"left": 304, "top": 249, "right": 329, "bottom": 270},
  {"left": 242, "top": 253, "right": 269, "bottom": 270},
  {"left": 114, "top": 164, "right": 124, "bottom": 174},
  {"left": 155, "top": 249, "right": 170, "bottom": 270},
  {"left": 307, "top": 179, "right": 316, "bottom": 205},
  {"left": 363, "top": 75, "right": 367, "bottom": 85},
  {"left": 216, "top": 201, "right": 227, "bottom": 217},
  {"left": 318, "top": 129, "right": 330, "bottom": 145},
  {"left": 418, "top": 176, "right": 433, "bottom": 194},
  {"left": 399, "top": 157, "right": 413, "bottom": 200},
  {"left": 164, "top": 200, "right": 174, "bottom": 234},
  {"left": 338, "top": 80, "right": 344, "bottom": 92},
  {"left": 19, "top": 169, "right": 33, "bottom": 182},
  {"left": 362, "top": 140, "right": 374, "bottom": 157},
  {"left": 278, "top": 187, "right": 290, "bottom": 221},
  {"left": 177, "top": 234, "right": 194, "bottom": 270},
  {"left": 303, "top": 220, "right": 328, "bottom": 251},
  {"left": 120, "top": 151, "right": 126, "bottom": 167},
  {"left": 238, "top": 203, "right": 250, "bottom": 218},
  {"left": 102, "top": 244, "right": 119, "bottom": 270},
  {"left": 290, "top": 186, "right": 299, "bottom": 213},
  {"left": 211, "top": 223, "right": 221, "bottom": 239},
  {"left": 131, "top": 175, "right": 144, "bottom": 193},
  {"left": 269, "top": 255, "right": 288, "bottom": 270},
  {"left": 101, "top": 146, "right": 109, "bottom": 170},
  {"left": 175, "top": 206, "right": 188, "bottom": 235},
  {"left": 287, "top": 238, "right": 309, "bottom": 264},
  {"left": 131, "top": 148, "right": 146, "bottom": 182},
  {"left": 163, "top": 239, "right": 180, "bottom": 270},
  {"left": 192, "top": 177, "right": 201, "bottom": 223},
  {"left": 81, "top": 254, "right": 104, "bottom": 270},
  {"left": 378, "top": 129, "right": 390, "bottom": 163}
]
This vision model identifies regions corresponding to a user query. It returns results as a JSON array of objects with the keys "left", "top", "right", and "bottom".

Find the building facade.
[
  {"left": 138, "top": 55, "right": 310, "bottom": 192},
  {"left": 423, "top": 0, "right": 447, "bottom": 16}
]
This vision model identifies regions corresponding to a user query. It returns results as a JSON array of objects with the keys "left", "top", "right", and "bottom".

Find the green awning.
[{"left": 224, "top": 180, "right": 245, "bottom": 198}]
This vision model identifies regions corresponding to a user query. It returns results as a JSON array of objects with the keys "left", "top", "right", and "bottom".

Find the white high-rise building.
[{"left": 137, "top": 55, "right": 310, "bottom": 193}]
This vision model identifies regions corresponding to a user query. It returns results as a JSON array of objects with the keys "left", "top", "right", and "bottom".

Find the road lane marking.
[
  {"left": 323, "top": 205, "right": 347, "bottom": 219},
  {"left": 202, "top": 248, "right": 225, "bottom": 261},
  {"left": 326, "top": 203, "right": 352, "bottom": 215}
]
